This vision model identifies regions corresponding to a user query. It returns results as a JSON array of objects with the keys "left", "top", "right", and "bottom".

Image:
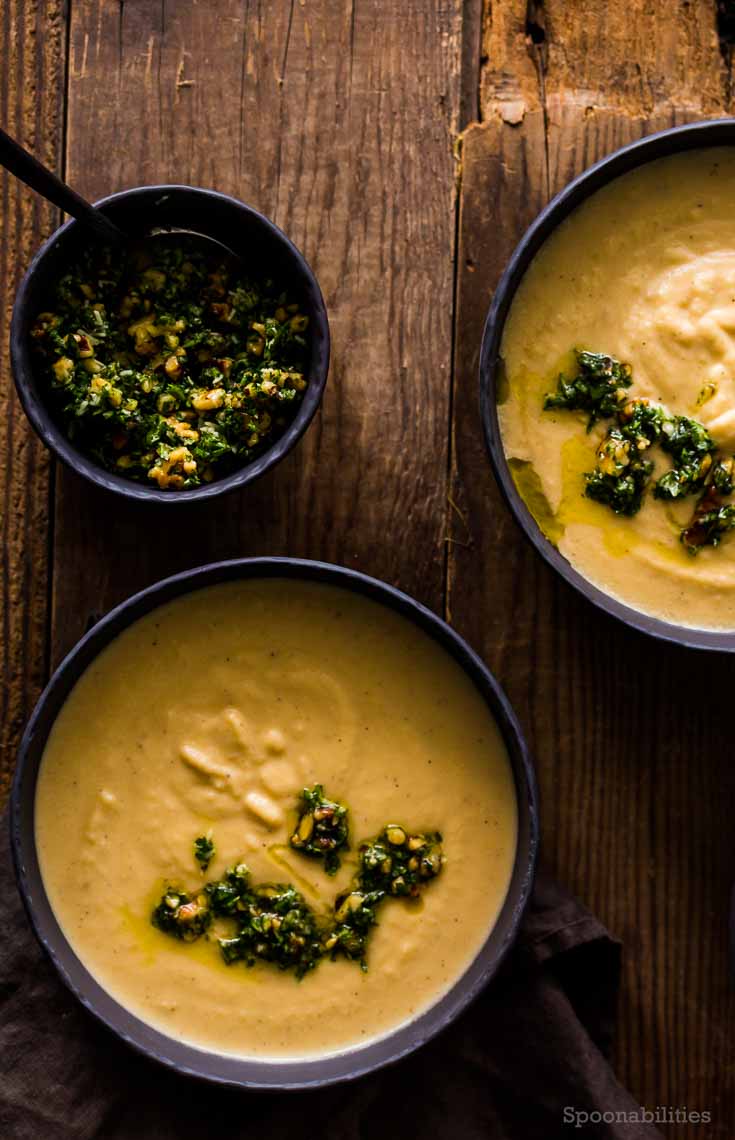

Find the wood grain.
[
  {"left": 0, "top": 0, "right": 64, "bottom": 800},
  {"left": 450, "top": 0, "right": 735, "bottom": 1132},
  {"left": 51, "top": 0, "right": 463, "bottom": 661},
  {"left": 3, "top": 0, "right": 735, "bottom": 1128}
]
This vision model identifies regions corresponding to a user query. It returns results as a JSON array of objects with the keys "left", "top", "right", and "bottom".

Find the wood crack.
[
  {"left": 237, "top": 0, "right": 248, "bottom": 182},
  {"left": 272, "top": 0, "right": 295, "bottom": 221},
  {"left": 524, "top": 0, "right": 549, "bottom": 200},
  {"left": 451, "top": 3, "right": 735, "bottom": 1128},
  {"left": 717, "top": 0, "right": 735, "bottom": 105}
]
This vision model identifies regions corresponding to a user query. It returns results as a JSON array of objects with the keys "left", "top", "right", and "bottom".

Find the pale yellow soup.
[
  {"left": 500, "top": 147, "right": 735, "bottom": 630},
  {"left": 36, "top": 578, "right": 517, "bottom": 1060}
]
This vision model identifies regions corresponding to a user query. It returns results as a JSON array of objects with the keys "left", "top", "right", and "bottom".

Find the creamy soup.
[
  {"left": 500, "top": 147, "right": 735, "bottom": 630},
  {"left": 36, "top": 579, "right": 517, "bottom": 1060}
]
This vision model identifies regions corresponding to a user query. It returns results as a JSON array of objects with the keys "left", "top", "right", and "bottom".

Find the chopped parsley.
[
  {"left": 193, "top": 834, "right": 215, "bottom": 871},
  {"left": 682, "top": 502, "right": 735, "bottom": 553},
  {"left": 151, "top": 889, "right": 211, "bottom": 941},
  {"left": 358, "top": 825, "right": 444, "bottom": 897},
  {"left": 323, "top": 889, "right": 384, "bottom": 967},
  {"left": 543, "top": 350, "right": 632, "bottom": 428},
  {"left": 542, "top": 349, "right": 735, "bottom": 552},
  {"left": 289, "top": 784, "right": 349, "bottom": 874},
  {"left": 30, "top": 242, "right": 309, "bottom": 489},
  {"left": 617, "top": 397, "right": 667, "bottom": 447},
  {"left": 681, "top": 481, "right": 735, "bottom": 554},
  {"left": 209, "top": 866, "right": 323, "bottom": 979},
  {"left": 325, "top": 826, "right": 444, "bottom": 971},
  {"left": 584, "top": 428, "right": 653, "bottom": 516},
  {"left": 151, "top": 798, "right": 444, "bottom": 978},
  {"left": 654, "top": 416, "right": 715, "bottom": 500},
  {"left": 712, "top": 457, "right": 735, "bottom": 496}
]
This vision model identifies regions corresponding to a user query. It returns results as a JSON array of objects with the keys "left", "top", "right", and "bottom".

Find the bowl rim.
[
  {"left": 479, "top": 116, "right": 735, "bottom": 652},
  {"left": 10, "top": 184, "right": 330, "bottom": 505},
  {"left": 11, "top": 556, "right": 539, "bottom": 1091}
]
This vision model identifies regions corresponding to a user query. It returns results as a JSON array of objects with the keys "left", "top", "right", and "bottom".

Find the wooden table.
[{"left": 2, "top": 2, "right": 735, "bottom": 1133}]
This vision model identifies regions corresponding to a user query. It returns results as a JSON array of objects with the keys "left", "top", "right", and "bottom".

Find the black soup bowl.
[
  {"left": 12, "top": 557, "right": 538, "bottom": 1090},
  {"left": 11, "top": 186, "right": 330, "bottom": 504},
  {"left": 479, "top": 117, "right": 735, "bottom": 652}
]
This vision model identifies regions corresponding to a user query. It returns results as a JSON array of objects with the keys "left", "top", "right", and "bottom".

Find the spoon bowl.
[{"left": 143, "top": 226, "right": 242, "bottom": 268}]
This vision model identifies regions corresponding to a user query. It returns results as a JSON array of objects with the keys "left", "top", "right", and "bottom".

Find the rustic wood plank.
[
  {"left": 0, "top": 1, "right": 64, "bottom": 803},
  {"left": 451, "top": 0, "right": 735, "bottom": 1132},
  {"left": 23, "top": 0, "right": 735, "bottom": 1126},
  {"left": 51, "top": 0, "right": 463, "bottom": 661}
]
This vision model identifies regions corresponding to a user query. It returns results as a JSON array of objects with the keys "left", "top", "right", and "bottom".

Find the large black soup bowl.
[
  {"left": 480, "top": 117, "right": 735, "bottom": 652},
  {"left": 12, "top": 557, "right": 538, "bottom": 1090},
  {"left": 11, "top": 186, "right": 330, "bottom": 504}
]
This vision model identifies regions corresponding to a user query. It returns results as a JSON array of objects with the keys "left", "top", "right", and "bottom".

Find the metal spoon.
[{"left": 0, "top": 125, "right": 238, "bottom": 264}]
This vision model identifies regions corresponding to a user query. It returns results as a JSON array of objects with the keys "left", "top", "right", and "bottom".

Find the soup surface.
[
  {"left": 500, "top": 147, "right": 735, "bottom": 630},
  {"left": 36, "top": 578, "right": 517, "bottom": 1060}
]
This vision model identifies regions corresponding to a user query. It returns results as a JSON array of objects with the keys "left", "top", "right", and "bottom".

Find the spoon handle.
[{"left": 0, "top": 126, "right": 124, "bottom": 246}]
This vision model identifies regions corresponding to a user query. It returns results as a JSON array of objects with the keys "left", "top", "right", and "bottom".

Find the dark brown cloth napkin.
[{"left": 1, "top": 818, "right": 661, "bottom": 1140}]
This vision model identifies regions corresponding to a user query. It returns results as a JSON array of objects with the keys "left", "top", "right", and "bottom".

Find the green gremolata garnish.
[
  {"left": 193, "top": 834, "right": 215, "bottom": 871},
  {"left": 543, "top": 350, "right": 735, "bottom": 552},
  {"left": 543, "top": 350, "right": 632, "bottom": 428},
  {"left": 289, "top": 784, "right": 349, "bottom": 875},
  {"left": 30, "top": 243, "right": 309, "bottom": 490},
  {"left": 151, "top": 792, "right": 444, "bottom": 978}
]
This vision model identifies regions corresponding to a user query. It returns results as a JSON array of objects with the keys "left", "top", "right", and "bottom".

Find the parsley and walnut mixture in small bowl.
[
  {"left": 12, "top": 185, "right": 328, "bottom": 501},
  {"left": 30, "top": 243, "right": 310, "bottom": 491}
]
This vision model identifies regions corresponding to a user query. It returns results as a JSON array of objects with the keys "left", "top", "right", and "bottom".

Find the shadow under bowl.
[
  {"left": 11, "top": 557, "right": 539, "bottom": 1090},
  {"left": 11, "top": 185, "right": 330, "bottom": 504},
  {"left": 479, "top": 117, "right": 735, "bottom": 652}
]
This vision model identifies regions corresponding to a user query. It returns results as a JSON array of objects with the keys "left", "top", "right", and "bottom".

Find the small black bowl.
[
  {"left": 12, "top": 557, "right": 538, "bottom": 1090},
  {"left": 480, "top": 117, "right": 735, "bottom": 652},
  {"left": 10, "top": 186, "right": 330, "bottom": 504}
]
